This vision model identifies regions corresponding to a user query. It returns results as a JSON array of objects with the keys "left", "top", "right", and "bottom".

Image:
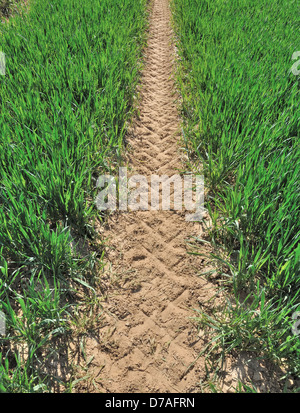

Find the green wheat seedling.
[
  {"left": 0, "top": 0, "right": 148, "bottom": 392},
  {"left": 173, "top": 0, "right": 300, "bottom": 386}
]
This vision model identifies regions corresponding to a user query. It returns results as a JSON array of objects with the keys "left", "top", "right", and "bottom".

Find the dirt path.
[
  {"left": 73, "top": 0, "right": 288, "bottom": 395},
  {"left": 80, "top": 0, "right": 217, "bottom": 393}
]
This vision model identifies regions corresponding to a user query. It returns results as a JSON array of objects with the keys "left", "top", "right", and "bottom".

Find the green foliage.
[
  {"left": 174, "top": 0, "right": 300, "bottom": 379},
  {"left": 0, "top": 0, "right": 147, "bottom": 391},
  {"left": 0, "top": 0, "right": 19, "bottom": 18}
]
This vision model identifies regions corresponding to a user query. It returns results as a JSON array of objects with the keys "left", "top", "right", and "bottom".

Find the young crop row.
[
  {"left": 173, "top": 0, "right": 300, "bottom": 386},
  {"left": 0, "top": 0, "right": 147, "bottom": 392}
]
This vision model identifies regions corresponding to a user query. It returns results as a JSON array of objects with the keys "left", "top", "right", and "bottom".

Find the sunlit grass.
[
  {"left": 0, "top": 0, "right": 147, "bottom": 392},
  {"left": 173, "top": 0, "right": 300, "bottom": 383}
]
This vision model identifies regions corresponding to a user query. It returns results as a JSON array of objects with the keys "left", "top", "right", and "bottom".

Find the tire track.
[{"left": 81, "top": 0, "right": 217, "bottom": 393}]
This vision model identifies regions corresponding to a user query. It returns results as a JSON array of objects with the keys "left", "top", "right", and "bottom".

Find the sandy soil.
[
  {"left": 73, "top": 0, "right": 291, "bottom": 394},
  {"left": 75, "top": 0, "right": 220, "bottom": 393}
]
